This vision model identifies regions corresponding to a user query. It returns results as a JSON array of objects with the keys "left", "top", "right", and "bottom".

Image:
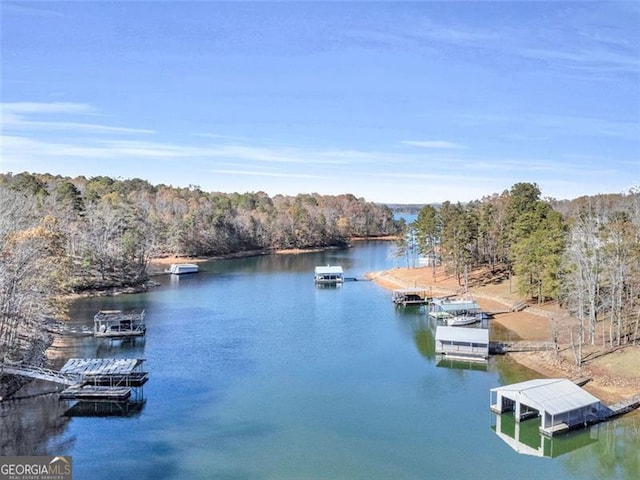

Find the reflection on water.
[
  {"left": 0, "top": 387, "right": 73, "bottom": 456},
  {"left": 64, "top": 399, "right": 146, "bottom": 418},
  {"left": 436, "top": 355, "right": 488, "bottom": 371},
  {"left": 492, "top": 411, "right": 640, "bottom": 478},
  {"left": 492, "top": 412, "right": 599, "bottom": 458}
]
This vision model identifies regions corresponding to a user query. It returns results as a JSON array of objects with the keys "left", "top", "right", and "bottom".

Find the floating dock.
[{"left": 60, "top": 385, "right": 132, "bottom": 401}]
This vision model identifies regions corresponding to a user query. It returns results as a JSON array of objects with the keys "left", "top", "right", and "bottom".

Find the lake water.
[{"left": 1, "top": 241, "right": 638, "bottom": 479}]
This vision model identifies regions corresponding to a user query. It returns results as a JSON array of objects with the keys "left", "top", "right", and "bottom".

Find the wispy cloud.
[
  {"left": 456, "top": 111, "right": 639, "bottom": 141},
  {"left": 1, "top": 102, "right": 155, "bottom": 135},
  {"left": 209, "top": 169, "right": 327, "bottom": 179},
  {"left": 3, "top": 2, "right": 65, "bottom": 18},
  {"left": 517, "top": 47, "right": 640, "bottom": 74},
  {"left": 3, "top": 102, "right": 95, "bottom": 115},
  {"left": 401, "top": 140, "right": 466, "bottom": 149}
]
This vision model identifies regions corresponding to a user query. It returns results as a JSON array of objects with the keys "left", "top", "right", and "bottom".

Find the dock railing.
[{"left": 489, "top": 341, "right": 557, "bottom": 354}]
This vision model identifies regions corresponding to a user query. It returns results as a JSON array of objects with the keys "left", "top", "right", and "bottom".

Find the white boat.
[
  {"left": 169, "top": 263, "right": 199, "bottom": 275},
  {"left": 446, "top": 314, "right": 481, "bottom": 326}
]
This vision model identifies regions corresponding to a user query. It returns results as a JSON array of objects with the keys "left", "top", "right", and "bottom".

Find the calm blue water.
[{"left": 2, "top": 242, "right": 638, "bottom": 479}]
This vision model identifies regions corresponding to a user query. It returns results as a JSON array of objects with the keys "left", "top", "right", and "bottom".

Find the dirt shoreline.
[{"left": 366, "top": 266, "right": 640, "bottom": 405}]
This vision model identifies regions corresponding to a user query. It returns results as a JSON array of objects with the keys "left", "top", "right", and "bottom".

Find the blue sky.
[{"left": 1, "top": 1, "right": 639, "bottom": 203}]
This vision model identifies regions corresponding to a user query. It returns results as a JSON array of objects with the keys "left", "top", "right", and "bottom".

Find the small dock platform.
[{"left": 60, "top": 385, "right": 132, "bottom": 401}]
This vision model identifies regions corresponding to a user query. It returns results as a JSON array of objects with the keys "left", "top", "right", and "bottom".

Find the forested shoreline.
[
  {"left": 0, "top": 172, "right": 398, "bottom": 394},
  {"left": 403, "top": 182, "right": 640, "bottom": 363},
  {"left": 1, "top": 172, "right": 638, "bottom": 398}
]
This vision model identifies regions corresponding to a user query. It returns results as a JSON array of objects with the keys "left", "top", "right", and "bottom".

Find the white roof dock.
[
  {"left": 432, "top": 297, "right": 480, "bottom": 313},
  {"left": 435, "top": 326, "right": 489, "bottom": 359},
  {"left": 435, "top": 326, "right": 488, "bottom": 345},
  {"left": 491, "top": 379, "right": 600, "bottom": 416},
  {"left": 490, "top": 378, "right": 602, "bottom": 436},
  {"left": 314, "top": 265, "right": 343, "bottom": 275}
]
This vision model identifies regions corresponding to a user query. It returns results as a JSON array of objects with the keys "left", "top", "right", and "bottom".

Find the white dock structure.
[
  {"left": 169, "top": 263, "right": 199, "bottom": 275},
  {"left": 314, "top": 265, "right": 344, "bottom": 285},
  {"left": 435, "top": 326, "right": 489, "bottom": 360},
  {"left": 430, "top": 297, "right": 481, "bottom": 324},
  {"left": 490, "top": 379, "right": 602, "bottom": 436}
]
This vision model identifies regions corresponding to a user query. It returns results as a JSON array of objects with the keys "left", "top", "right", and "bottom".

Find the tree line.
[
  {"left": 405, "top": 182, "right": 640, "bottom": 360},
  {"left": 0, "top": 172, "right": 398, "bottom": 374}
]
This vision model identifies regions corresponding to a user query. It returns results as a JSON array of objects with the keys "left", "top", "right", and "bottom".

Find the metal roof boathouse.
[
  {"left": 314, "top": 265, "right": 344, "bottom": 285},
  {"left": 94, "top": 309, "right": 146, "bottom": 338},
  {"left": 392, "top": 288, "right": 430, "bottom": 306},
  {"left": 435, "top": 326, "right": 489, "bottom": 360},
  {"left": 490, "top": 379, "right": 602, "bottom": 436}
]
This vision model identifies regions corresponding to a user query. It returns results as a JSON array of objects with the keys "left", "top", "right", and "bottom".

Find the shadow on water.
[
  {"left": 0, "top": 387, "right": 74, "bottom": 456},
  {"left": 64, "top": 399, "right": 146, "bottom": 418}
]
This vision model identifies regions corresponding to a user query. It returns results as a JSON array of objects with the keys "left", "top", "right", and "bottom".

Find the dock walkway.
[
  {"left": 0, "top": 363, "right": 79, "bottom": 386},
  {"left": 601, "top": 394, "right": 640, "bottom": 420},
  {"left": 490, "top": 341, "right": 556, "bottom": 354},
  {"left": 1, "top": 358, "right": 148, "bottom": 401}
]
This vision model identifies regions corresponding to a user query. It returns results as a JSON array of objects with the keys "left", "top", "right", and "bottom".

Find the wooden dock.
[
  {"left": 60, "top": 385, "right": 132, "bottom": 401},
  {"left": 601, "top": 394, "right": 640, "bottom": 420},
  {"left": 60, "top": 358, "right": 149, "bottom": 388},
  {"left": 1, "top": 358, "right": 148, "bottom": 401}
]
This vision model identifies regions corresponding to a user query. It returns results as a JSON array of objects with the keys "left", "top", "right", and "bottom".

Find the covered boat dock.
[
  {"left": 314, "top": 265, "right": 344, "bottom": 285},
  {"left": 490, "top": 379, "right": 602, "bottom": 436},
  {"left": 430, "top": 297, "right": 481, "bottom": 320},
  {"left": 59, "top": 358, "right": 149, "bottom": 401},
  {"left": 435, "top": 326, "right": 489, "bottom": 360},
  {"left": 392, "top": 288, "right": 430, "bottom": 306},
  {"left": 94, "top": 309, "right": 146, "bottom": 338}
]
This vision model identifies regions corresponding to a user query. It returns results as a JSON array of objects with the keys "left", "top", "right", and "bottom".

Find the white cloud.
[
  {"left": 2, "top": 102, "right": 95, "bottom": 115},
  {"left": 209, "top": 169, "right": 327, "bottom": 179},
  {"left": 1, "top": 102, "right": 154, "bottom": 135},
  {"left": 400, "top": 140, "right": 466, "bottom": 149}
]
